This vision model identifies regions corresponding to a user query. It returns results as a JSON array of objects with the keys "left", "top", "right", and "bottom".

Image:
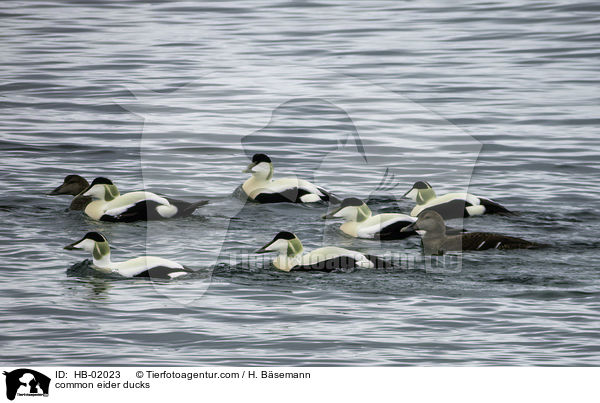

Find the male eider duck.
[
  {"left": 81, "top": 177, "right": 207, "bottom": 222},
  {"left": 48, "top": 175, "right": 91, "bottom": 210},
  {"left": 402, "top": 181, "right": 512, "bottom": 219},
  {"left": 242, "top": 153, "right": 338, "bottom": 203},
  {"left": 256, "top": 231, "right": 387, "bottom": 272},
  {"left": 64, "top": 232, "right": 194, "bottom": 279},
  {"left": 322, "top": 197, "right": 417, "bottom": 240},
  {"left": 402, "top": 210, "right": 542, "bottom": 255}
]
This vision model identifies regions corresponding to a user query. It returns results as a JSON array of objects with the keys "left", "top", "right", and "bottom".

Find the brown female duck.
[
  {"left": 48, "top": 175, "right": 91, "bottom": 210},
  {"left": 402, "top": 210, "right": 543, "bottom": 255}
]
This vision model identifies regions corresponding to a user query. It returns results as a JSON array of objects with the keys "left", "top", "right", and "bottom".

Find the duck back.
[{"left": 445, "top": 232, "right": 543, "bottom": 251}]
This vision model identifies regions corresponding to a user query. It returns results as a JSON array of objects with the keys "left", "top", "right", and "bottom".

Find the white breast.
[{"left": 84, "top": 200, "right": 106, "bottom": 220}]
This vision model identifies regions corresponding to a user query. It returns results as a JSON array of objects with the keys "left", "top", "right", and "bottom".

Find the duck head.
[
  {"left": 322, "top": 197, "right": 372, "bottom": 222},
  {"left": 402, "top": 181, "right": 436, "bottom": 205},
  {"left": 64, "top": 231, "right": 111, "bottom": 262},
  {"left": 401, "top": 210, "right": 446, "bottom": 237},
  {"left": 82, "top": 177, "right": 120, "bottom": 201},
  {"left": 242, "top": 153, "right": 274, "bottom": 181},
  {"left": 256, "top": 231, "right": 304, "bottom": 258},
  {"left": 48, "top": 175, "right": 89, "bottom": 196}
]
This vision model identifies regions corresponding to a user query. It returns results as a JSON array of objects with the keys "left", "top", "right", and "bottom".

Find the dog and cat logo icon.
[{"left": 2, "top": 369, "right": 50, "bottom": 401}]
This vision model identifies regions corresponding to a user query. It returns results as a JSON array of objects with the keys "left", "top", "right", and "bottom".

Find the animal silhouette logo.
[{"left": 3, "top": 369, "right": 50, "bottom": 401}]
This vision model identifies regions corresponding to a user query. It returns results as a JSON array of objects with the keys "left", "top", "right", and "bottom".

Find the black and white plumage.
[
  {"left": 402, "top": 210, "right": 543, "bottom": 255},
  {"left": 255, "top": 231, "right": 387, "bottom": 272},
  {"left": 82, "top": 177, "right": 207, "bottom": 222},
  {"left": 242, "top": 153, "right": 338, "bottom": 203},
  {"left": 64, "top": 231, "right": 194, "bottom": 279},
  {"left": 402, "top": 181, "right": 513, "bottom": 220},
  {"left": 322, "top": 198, "right": 417, "bottom": 240}
]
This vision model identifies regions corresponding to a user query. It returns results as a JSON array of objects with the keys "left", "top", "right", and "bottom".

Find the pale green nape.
[
  {"left": 287, "top": 237, "right": 303, "bottom": 257},
  {"left": 104, "top": 184, "right": 120, "bottom": 201},
  {"left": 416, "top": 188, "right": 436, "bottom": 205},
  {"left": 93, "top": 241, "right": 110, "bottom": 260},
  {"left": 356, "top": 204, "right": 372, "bottom": 222},
  {"left": 266, "top": 163, "right": 274, "bottom": 181}
]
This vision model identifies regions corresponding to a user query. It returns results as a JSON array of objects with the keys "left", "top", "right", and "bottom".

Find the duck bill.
[
  {"left": 64, "top": 236, "right": 86, "bottom": 250},
  {"left": 63, "top": 241, "right": 80, "bottom": 250},
  {"left": 48, "top": 184, "right": 67, "bottom": 196},
  {"left": 401, "top": 222, "right": 417, "bottom": 232},
  {"left": 255, "top": 239, "right": 277, "bottom": 254},
  {"left": 401, "top": 187, "right": 414, "bottom": 199},
  {"left": 242, "top": 162, "right": 256, "bottom": 173},
  {"left": 255, "top": 245, "right": 274, "bottom": 254},
  {"left": 321, "top": 206, "right": 342, "bottom": 219},
  {"left": 81, "top": 184, "right": 95, "bottom": 197}
]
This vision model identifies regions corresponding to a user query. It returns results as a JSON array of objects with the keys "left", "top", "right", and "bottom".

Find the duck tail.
[
  {"left": 318, "top": 187, "right": 341, "bottom": 204},
  {"left": 479, "top": 198, "right": 515, "bottom": 215},
  {"left": 526, "top": 240, "right": 549, "bottom": 249},
  {"left": 166, "top": 198, "right": 209, "bottom": 217},
  {"left": 510, "top": 240, "right": 547, "bottom": 250},
  {"left": 181, "top": 200, "right": 209, "bottom": 216}
]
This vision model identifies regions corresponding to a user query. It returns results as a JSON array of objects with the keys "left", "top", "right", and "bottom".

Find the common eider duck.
[
  {"left": 48, "top": 175, "right": 91, "bottom": 210},
  {"left": 242, "top": 153, "right": 338, "bottom": 203},
  {"left": 402, "top": 210, "right": 543, "bottom": 255},
  {"left": 81, "top": 177, "right": 207, "bottom": 222},
  {"left": 64, "top": 232, "right": 194, "bottom": 279},
  {"left": 402, "top": 181, "right": 512, "bottom": 219},
  {"left": 322, "top": 197, "right": 417, "bottom": 240},
  {"left": 256, "top": 231, "right": 387, "bottom": 272}
]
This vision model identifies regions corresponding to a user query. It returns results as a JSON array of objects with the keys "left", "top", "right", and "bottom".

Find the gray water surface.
[{"left": 1, "top": 1, "right": 599, "bottom": 365}]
